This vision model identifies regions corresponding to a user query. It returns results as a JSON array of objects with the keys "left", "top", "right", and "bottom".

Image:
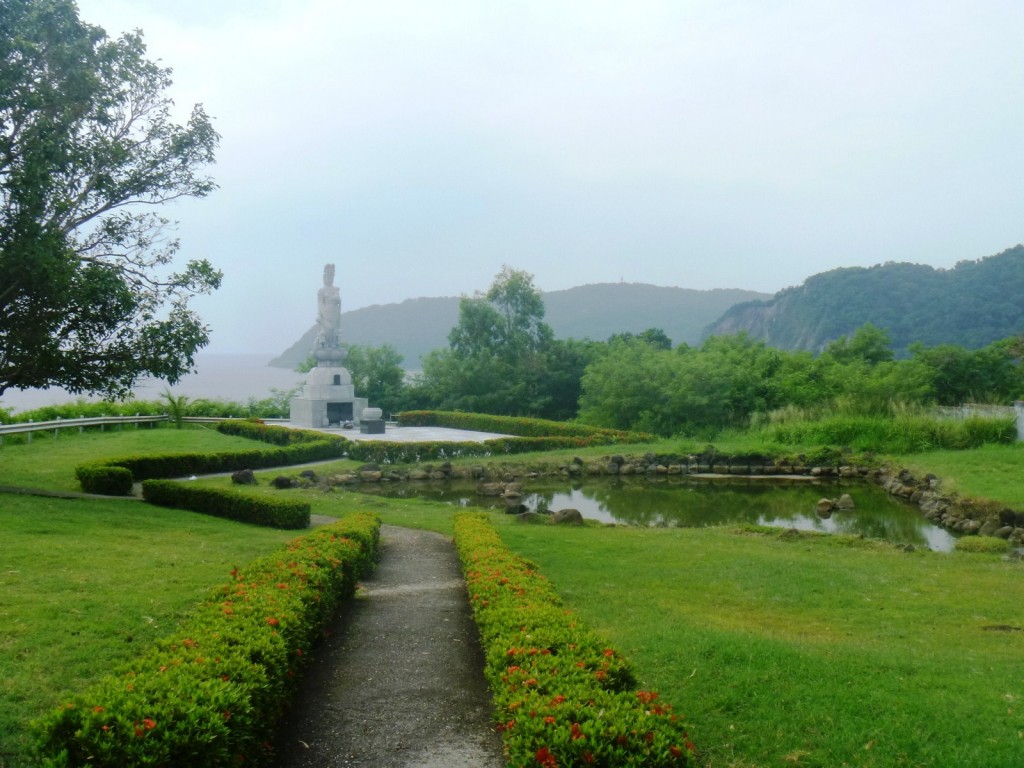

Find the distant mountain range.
[
  {"left": 704, "top": 245, "right": 1024, "bottom": 354},
  {"left": 269, "top": 283, "right": 767, "bottom": 369}
]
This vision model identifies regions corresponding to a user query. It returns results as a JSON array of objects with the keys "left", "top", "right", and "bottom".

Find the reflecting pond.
[{"left": 358, "top": 476, "right": 959, "bottom": 552}]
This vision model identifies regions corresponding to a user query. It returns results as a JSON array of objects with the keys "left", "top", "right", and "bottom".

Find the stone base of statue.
[{"left": 289, "top": 366, "right": 368, "bottom": 428}]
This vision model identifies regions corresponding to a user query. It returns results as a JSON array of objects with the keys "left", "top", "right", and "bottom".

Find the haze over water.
[{"left": 0, "top": 354, "right": 304, "bottom": 415}]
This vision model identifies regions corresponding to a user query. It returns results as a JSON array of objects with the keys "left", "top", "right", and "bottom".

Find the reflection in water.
[{"left": 359, "top": 475, "right": 960, "bottom": 552}]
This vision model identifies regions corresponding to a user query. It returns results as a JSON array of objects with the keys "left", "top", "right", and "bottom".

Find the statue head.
[{"left": 323, "top": 263, "right": 335, "bottom": 287}]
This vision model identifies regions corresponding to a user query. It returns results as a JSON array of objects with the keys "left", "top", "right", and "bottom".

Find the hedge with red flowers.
[
  {"left": 33, "top": 513, "right": 381, "bottom": 767},
  {"left": 453, "top": 512, "right": 696, "bottom": 767}
]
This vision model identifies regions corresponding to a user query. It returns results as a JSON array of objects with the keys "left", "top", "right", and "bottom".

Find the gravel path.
[{"left": 271, "top": 525, "right": 505, "bottom": 767}]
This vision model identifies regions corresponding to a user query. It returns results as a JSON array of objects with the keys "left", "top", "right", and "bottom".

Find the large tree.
[
  {"left": 420, "top": 266, "right": 565, "bottom": 417},
  {"left": 0, "top": 0, "right": 220, "bottom": 398}
]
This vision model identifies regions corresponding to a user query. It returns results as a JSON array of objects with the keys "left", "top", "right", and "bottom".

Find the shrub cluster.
[
  {"left": 759, "top": 412, "right": 1016, "bottom": 454},
  {"left": 452, "top": 513, "right": 696, "bottom": 767},
  {"left": 398, "top": 410, "right": 651, "bottom": 443},
  {"left": 74, "top": 464, "right": 134, "bottom": 496},
  {"left": 33, "top": 513, "right": 381, "bottom": 767},
  {"left": 142, "top": 480, "right": 311, "bottom": 529},
  {"left": 75, "top": 422, "right": 346, "bottom": 495}
]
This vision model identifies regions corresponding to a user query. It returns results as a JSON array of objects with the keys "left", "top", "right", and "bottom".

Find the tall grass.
[{"left": 752, "top": 402, "right": 1016, "bottom": 454}]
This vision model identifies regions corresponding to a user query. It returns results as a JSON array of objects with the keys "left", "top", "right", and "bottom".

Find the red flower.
[
  {"left": 571, "top": 722, "right": 585, "bottom": 740},
  {"left": 266, "top": 617, "right": 280, "bottom": 626},
  {"left": 535, "top": 746, "right": 558, "bottom": 768},
  {"left": 544, "top": 716, "right": 556, "bottom": 724},
  {"left": 142, "top": 718, "right": 156, "bottom": 730}
]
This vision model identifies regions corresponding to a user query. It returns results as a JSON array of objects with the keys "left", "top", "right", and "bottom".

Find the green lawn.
[
  {"left": 3, "top": 427, "right": 1024, "bottom": 766},
  {"left": 0, "top": 495, "right": 295, "bottom": 767},
  {"left": 0, "top": 424, "right": 262, "bottom": 492},
  {"left": 493, "top": 520, "right": 1024, "bottom": 767},
  {"left": 901, "top": 443, "right": 1024, "bottom": 509}
]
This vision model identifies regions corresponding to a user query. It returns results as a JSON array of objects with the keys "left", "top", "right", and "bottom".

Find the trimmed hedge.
[
  {"left": 142, "top": 480, "right": 311, "bottom": 529},
  {"left": 75, "top": 421, "right": 347, "bottom": 495},
  {"left": 398, "top": 410, "right": 651, "bottom": 443},
  {"left": 33, "top": 513, "right": 381, "bottom": 768},
  {"left": 453, "top": 513, "right": 696, "bottom": 767},
  {"left": 74, "top": 465, "right": 134, "bottom": 496}
]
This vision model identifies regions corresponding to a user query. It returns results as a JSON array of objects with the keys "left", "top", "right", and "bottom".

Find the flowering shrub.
[
  {"left": 142, "top": 480, "right": 311, "bottom": 529},
  {"left": 33, "top": 513, "right": 381, "bottom": 767},
  {"left": 453, "top": 513, "right": 696, "bottom": 767}
]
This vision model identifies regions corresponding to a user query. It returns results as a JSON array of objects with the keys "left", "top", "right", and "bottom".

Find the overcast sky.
[{"left": 75, "top": 0, "right": 1024, "bottom": 355}]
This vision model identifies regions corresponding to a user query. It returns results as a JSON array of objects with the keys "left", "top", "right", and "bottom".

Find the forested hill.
[
  {"left": 270, "top": 283, "right": 766, "bottom": 369},
  {"left": 703, "top": 245, "right": 1024, "bottom": 354}
]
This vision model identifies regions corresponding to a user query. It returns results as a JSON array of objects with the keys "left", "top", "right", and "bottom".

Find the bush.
[
  {"left": 142, "top": 480, "right": 311, "bottom": 529},
  {"left": 33, "top": 513, "right": 381, "bottom": 768},
  {"left": 75, "top": 421, "right": 347, "bottom": 492},
  {"left": 75, "top": 464, "right": 134, "bottom": 496},
  {"left": 954, "top": 536, "right": 1011, "bottom": 554},
  {"left": 453, "top": 513, "right": 696, "bottom": 767}
]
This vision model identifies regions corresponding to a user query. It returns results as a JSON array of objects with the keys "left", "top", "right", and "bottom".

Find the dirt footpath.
[{"left": 271, "top": 525, "right": 505, "bottom": 767}]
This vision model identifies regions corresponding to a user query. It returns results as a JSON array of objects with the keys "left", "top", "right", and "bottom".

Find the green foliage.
[
  {"left": 75, "top": 422, "right": 346, "bottom": 490},
  {"left": 755, "top": 407, "right": 1016, "bottom": 454},
  {"left": 160, "top": 390, "right": 190, "bottom": 428},
  {"left": 453, "top": 513, "right": 695, "bottom": 767},
  {"left": 142, "top": 480, "right": 311, "bottom": 529},
  {"left": 0, "top": 0, "right": 221, "bottom": 398},
  {"left": 954, "top": 536, "right": 1011, "bottom": 554},
  {"left": 578, "top": 327, "right": 1022, "bottom": 437},
  {"left": 74, "top": 464, "right": 134, "bottom": 496},
  {"left": 705, "top": 245, "right": 1024, "bottom": 355},
  {"left": 342, "top": 343, "right": 406, "bottom": 414},
  {"left": 32, "top": 513, "right": 380, "bottom": 767},
  {"left": 417, "top": 267, "right": 596, "bottom": 419}
]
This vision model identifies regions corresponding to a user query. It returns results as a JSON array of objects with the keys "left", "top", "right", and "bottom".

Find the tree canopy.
[{"left": 0, "top": 0, "right": 220, "bottom": 397}]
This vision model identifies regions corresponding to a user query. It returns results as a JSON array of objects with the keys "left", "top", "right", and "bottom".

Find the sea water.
[{"left": 0, "top": 354, "right": 305, "bottom": 414}]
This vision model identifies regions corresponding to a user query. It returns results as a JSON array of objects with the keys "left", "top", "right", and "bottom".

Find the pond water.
[{"left": 358, "top": 475, "right": 960, "bottom": 552}]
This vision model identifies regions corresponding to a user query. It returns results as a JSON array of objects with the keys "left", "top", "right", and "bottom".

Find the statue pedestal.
[{"left": 289, "top": 366, "right": 368, "bottom": 428}]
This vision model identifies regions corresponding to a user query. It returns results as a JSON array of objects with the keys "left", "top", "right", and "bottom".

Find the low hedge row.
[
  {"left": 398, "top": 410, "right": 651, "bottom": 443},
  {"left": 75, "top": 422, "right": 347, "bottom": 495},
  {"left": 33, "top": 513, "right": 381, "bottom": 767},
  {"left": 142, "top": 480, "right": 311, "bottom": 529},
  {"left": 452, "top": 513, "right": 696, "bottom": 767}
]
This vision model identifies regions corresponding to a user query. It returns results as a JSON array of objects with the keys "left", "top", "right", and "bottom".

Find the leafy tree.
[
  {"left": 608, "top": 328, "right": 673, "bottom": 349},
  {"left": 823, "top": 323, "right": 894, "bottom": 365},
  {"left": 421, "top": 267, "right": 560, "bottom": 416},
  {"left": 910, "top": 338, "right": 1024, "bottom": 405},
  {"left": 344, "top": 343, "right": 406, "bottom": 415},
  {"left": 0, "top": 0, "right": 220, "bottom": 398}
]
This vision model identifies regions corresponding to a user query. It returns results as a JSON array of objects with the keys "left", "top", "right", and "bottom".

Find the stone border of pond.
[{"left": 261, "top": 450, "right": 1024, "bottom": 548}]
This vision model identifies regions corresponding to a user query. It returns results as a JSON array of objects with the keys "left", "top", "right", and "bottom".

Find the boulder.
[
  {"left": 359, "top": 470, "right": 383, "bottom": 482},
  {"left": 551, "top": 509, "right": 584, "bottom": 525},
  {"left": 816, "top": 498, "right": 835, "bottom": 518},
  {"left": 231, "top": 469, "right": 256, "bottom": 485},
  {"left": 271, "top": 475, "right": 296, "bottom": 489},
  {"left": 835, "top": 493, "right": 855, "bottom": 510},
  {"left": 979, "top": 519, "right": 1002, "bottom": 537},
  {"left": 299, "top": 469, "right": 318, "bottom": 481}
]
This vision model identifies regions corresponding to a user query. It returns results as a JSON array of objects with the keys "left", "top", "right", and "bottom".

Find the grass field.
[{"left": 2, "top": 427, "right": 1023, "bottom": 766}]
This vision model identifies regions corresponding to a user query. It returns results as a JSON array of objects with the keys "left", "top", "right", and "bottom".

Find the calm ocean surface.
[{"left": 0, "top": 354, "right": 305, "bottom": 414}]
